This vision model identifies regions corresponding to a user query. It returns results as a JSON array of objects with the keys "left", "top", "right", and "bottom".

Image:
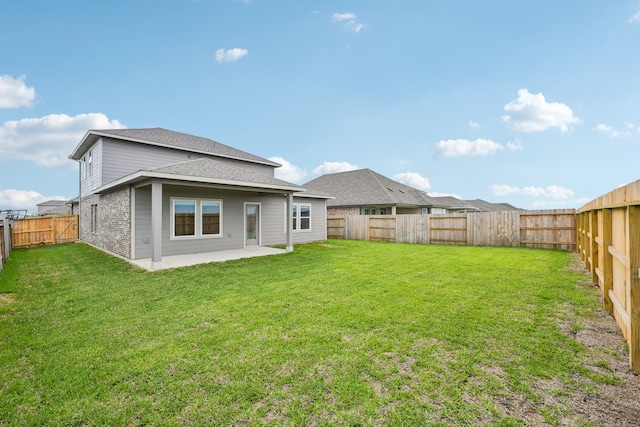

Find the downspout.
[{"left": 76, "top": 157, "right": 81, "bottom": 241}]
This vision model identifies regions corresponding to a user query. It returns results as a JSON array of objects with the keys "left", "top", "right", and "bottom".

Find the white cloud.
[
  {"left": 332, "top": 12, "right": 357, "bottom": 21},
  {"left": 629, "top": 11, "right": 640, "bottom": 23},
  {"left": 215, "top": 48, "right": 248, "bottom": 63},
  {"left": 0, "top": 75, "right": 36, "bottom": 109},
  {"left": 490, "top": 184, "right": 574, "bottom": 200},
  {"left": 521, "top": 186, "right": 548, "bottom": 197},
  {"left": 313, "top": 161, "right": 359, "bottom": 176},
  {"left": 0, "top": 189, "right": 67, "bottom": 212},
  {"left": 490, "top": 184, "right": 520, "bottom": 197},
  {"left": 269, "top": 156, "right": 307, "bottom": 183},
  {"left": 331, "top": 12, "right": 364, "bottom": 32},
  {"left": 594, "top": 123, "right": 632, "bottom": 138},
  {"left": 468, "top": 119, "right": 480, "bottom": 129},
  {"left": 0, "top": 113, "right": 125, "bottom": 168},
  {"left": 393, "top": 172, "right": 431, "bottom": 191},
  {"left": 436, "top": 138, "right": 504, "bottom": 158},
  {"left": 545, "top": 185, "right": 574, "bottom": 200},
  {"left": 507, "top": 138, "right": 524, "bottom": 151},
  {"left": 502, "top": 89, "right": 580, "bottom": 133}
]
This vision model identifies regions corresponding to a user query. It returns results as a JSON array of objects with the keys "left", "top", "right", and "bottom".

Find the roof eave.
[
  {"left": 95, "top": 171, "right": 305, "bottom": 194},
  {"left": 69, "top": 130, "right": 280, "bottom": 167},
  {"left": 69, "top": 131, "right": 100, "bottom": 160}
]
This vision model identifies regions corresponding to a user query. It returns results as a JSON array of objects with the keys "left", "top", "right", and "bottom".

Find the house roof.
[
  {"left": 95, "top": 158, "right": 307, "bottom": 194},
  {"left": 69, "top": 127, "right": 280, "bottom": 168},
  {"left": 429, "top": 196, "right": 480, "bottom": 211},
  {"left": 302, "top": 168, "right": 436, "bottom": 208},
  {"left": 36, "top": 200, "right": 67, "bottom": 207},
  {"left": 463, "top": 199, "right": 521, "bottom": 211}
]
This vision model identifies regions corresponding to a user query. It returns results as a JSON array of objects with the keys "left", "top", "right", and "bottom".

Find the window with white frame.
[
  {"left": 90, "top": 204, "right": 98, "bottom": 233},
  {"left": 87, "top": 149, "right": 93, "bottom": 177},
  {"left": 292, "top": 203, "right": 311, "bottom": 231},
  {"left": 81, "top": 156, "right": 87, "bottom": 180},
  {"left": 171, "top": 198, "right": 222, "bottom": 239}
]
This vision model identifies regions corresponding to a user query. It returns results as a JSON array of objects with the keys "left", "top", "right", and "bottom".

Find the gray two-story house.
[{"left": 69, "top": 128, "right": 328, "bottom": 269}]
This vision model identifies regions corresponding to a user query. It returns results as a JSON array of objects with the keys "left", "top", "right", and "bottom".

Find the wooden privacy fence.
[
  {"left": 577, "top": 179, "right": 640, "bottom": 373},
  {"left": 10, "top": 215, "right": 79, "bottom": 249},
  {"left": 328, "top": 209, "right": 576, "bottom": 250}
]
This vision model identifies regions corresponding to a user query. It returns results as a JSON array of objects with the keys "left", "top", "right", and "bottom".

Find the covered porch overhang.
[{"left": 96, "top": 164, "right": 304, "bottom": 270}]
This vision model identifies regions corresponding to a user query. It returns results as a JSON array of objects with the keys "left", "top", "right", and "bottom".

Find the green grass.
[{"left": 0, "top": 240, "right": 612, "bottom": 425}]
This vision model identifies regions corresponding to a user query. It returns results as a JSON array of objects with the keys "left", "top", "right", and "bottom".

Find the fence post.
[
  {"left": 601, "top": 209, "right": 613, "bottom": 313},
  {"left": 3, "top": 218, "right": 10, "bottom": 261},
  {"left": 627, "top": 205, "right": 640, "bottom": 373}
]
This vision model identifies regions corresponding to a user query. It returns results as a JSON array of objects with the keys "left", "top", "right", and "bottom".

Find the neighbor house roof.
[
  {"left": 430, "top": 196, "right": 480, "bottom": 211},
  {"left": 69, "top": 127, "right": 280, "bottom": 167},
  {"left": 95, "top": 158, "right": 306, "bottom": 194},
  {"left": 463, "top": 199, "right": 521, "bottom": 211},
  {"left": 36, "top": 200, "right": 67, "bottom": 207},
  {"left": 302, "top": 169, "right": 436, "bottom": 208}
]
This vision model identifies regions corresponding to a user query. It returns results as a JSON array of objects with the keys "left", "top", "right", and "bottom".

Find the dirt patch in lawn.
[
  {"left": 535, "top": 255, "right": 640, "bottom": 427},
  {"left": 0, "top": 293, "right": 14, "bottom": 305}
]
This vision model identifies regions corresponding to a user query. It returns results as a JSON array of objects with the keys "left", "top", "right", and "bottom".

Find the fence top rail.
[{"left": 578, "top": 178, "right": 640, "bottom": 212}]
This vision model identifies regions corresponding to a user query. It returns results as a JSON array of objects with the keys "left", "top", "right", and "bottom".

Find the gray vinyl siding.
[
  {"left": 133, "top": 185, "right": 326, "bottom": 259},
  {"left": 102, "top": 138, "right": 275, "bottom": 186},
  {"left": 293, "top": 197, "right": 327, "bottom": 244},
  {"left": 260, "top": 197, "right": 327, "bottom": 246},
  {"left": 133, "top": 186, "right": 152, "bottom": 258},
  {"left": 79, "top": 140, "right": 103, "bottom": 197}
]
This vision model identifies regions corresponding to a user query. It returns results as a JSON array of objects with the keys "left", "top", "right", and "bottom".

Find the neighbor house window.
[
  {"left": 292, "top": 203, "right": 311, "bottom": 231},
  {"left": 172, "top": 198, "right": 222, "bottom": 239},
  {"left": 421, "top": 207, "right": 430, "bottom": 215}
]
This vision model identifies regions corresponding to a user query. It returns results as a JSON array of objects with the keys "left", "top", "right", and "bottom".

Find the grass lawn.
[{"left": 0, "top": 240, "right": 630, "bottom": 425}]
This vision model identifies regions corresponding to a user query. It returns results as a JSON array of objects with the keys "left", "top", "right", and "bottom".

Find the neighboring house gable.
[
  {"left": 36, "top": 200, "right": 70, "bottom": 216},
  {"left": 69, "top": 128, "right": 328, "bottom": 269}
]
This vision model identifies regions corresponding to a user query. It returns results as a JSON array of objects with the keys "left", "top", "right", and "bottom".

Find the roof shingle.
[
  {"left": 303, "top": 169, "right": 435, "bottom": 207},
  {"left": 72, "top": 127, "right": 279, "bottom": 167}
]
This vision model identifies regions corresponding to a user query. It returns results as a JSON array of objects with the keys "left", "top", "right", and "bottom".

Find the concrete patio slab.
[{"left": 130, "top": 246, "right": 287, "bottom": 271}]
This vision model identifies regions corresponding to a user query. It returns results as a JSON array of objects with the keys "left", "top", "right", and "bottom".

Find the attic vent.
[
  {"left": 387, "top": 187, "right": 393, "bottom": 191},
  {"left": 399, "top": 189, "right": 405, "bottom": 193}
]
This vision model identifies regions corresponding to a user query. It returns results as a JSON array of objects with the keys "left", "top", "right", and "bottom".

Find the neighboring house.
[
  {"left": 429, "top": 196, "right": 480, "bottom": 214},
  {"left": 36, "top": 200, "right": 71, "bottom": 216},
  {"left": 69, "top": 128, "right": 328, "bottom": 268},
  {"left": 68, "top": 197, "right": 80, "bottom": 215},
  {"left": 303, "top": 168, "right": 439, "bottom": 216},
  {"left": 463, "top": 199, "right": 521, "bottom": 212}
]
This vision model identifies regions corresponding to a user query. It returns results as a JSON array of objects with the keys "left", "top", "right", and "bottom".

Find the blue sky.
[{"left": 2, "top": 0, "right": 640, "bottom": 213}]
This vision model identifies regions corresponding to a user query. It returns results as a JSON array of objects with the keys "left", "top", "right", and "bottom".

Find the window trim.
[
  {"left": 87, "top": 149, "right": 93, "bottom": 177},
  {"left": 292, "top": 203, "right": 312, "bottom": 232},
  {"left": 170, "top": 197, "right": 223, "bottom": 240},
  {"left": 90, "top": 203, "right": 98, "bottom": 234},
  {"left": 81, "top": 156, "right": 87, "bottom": 180}
]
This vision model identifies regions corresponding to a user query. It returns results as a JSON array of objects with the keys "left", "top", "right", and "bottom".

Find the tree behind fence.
[{"left": 328, "top": 209, "right": 576, "bottom": 251}]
